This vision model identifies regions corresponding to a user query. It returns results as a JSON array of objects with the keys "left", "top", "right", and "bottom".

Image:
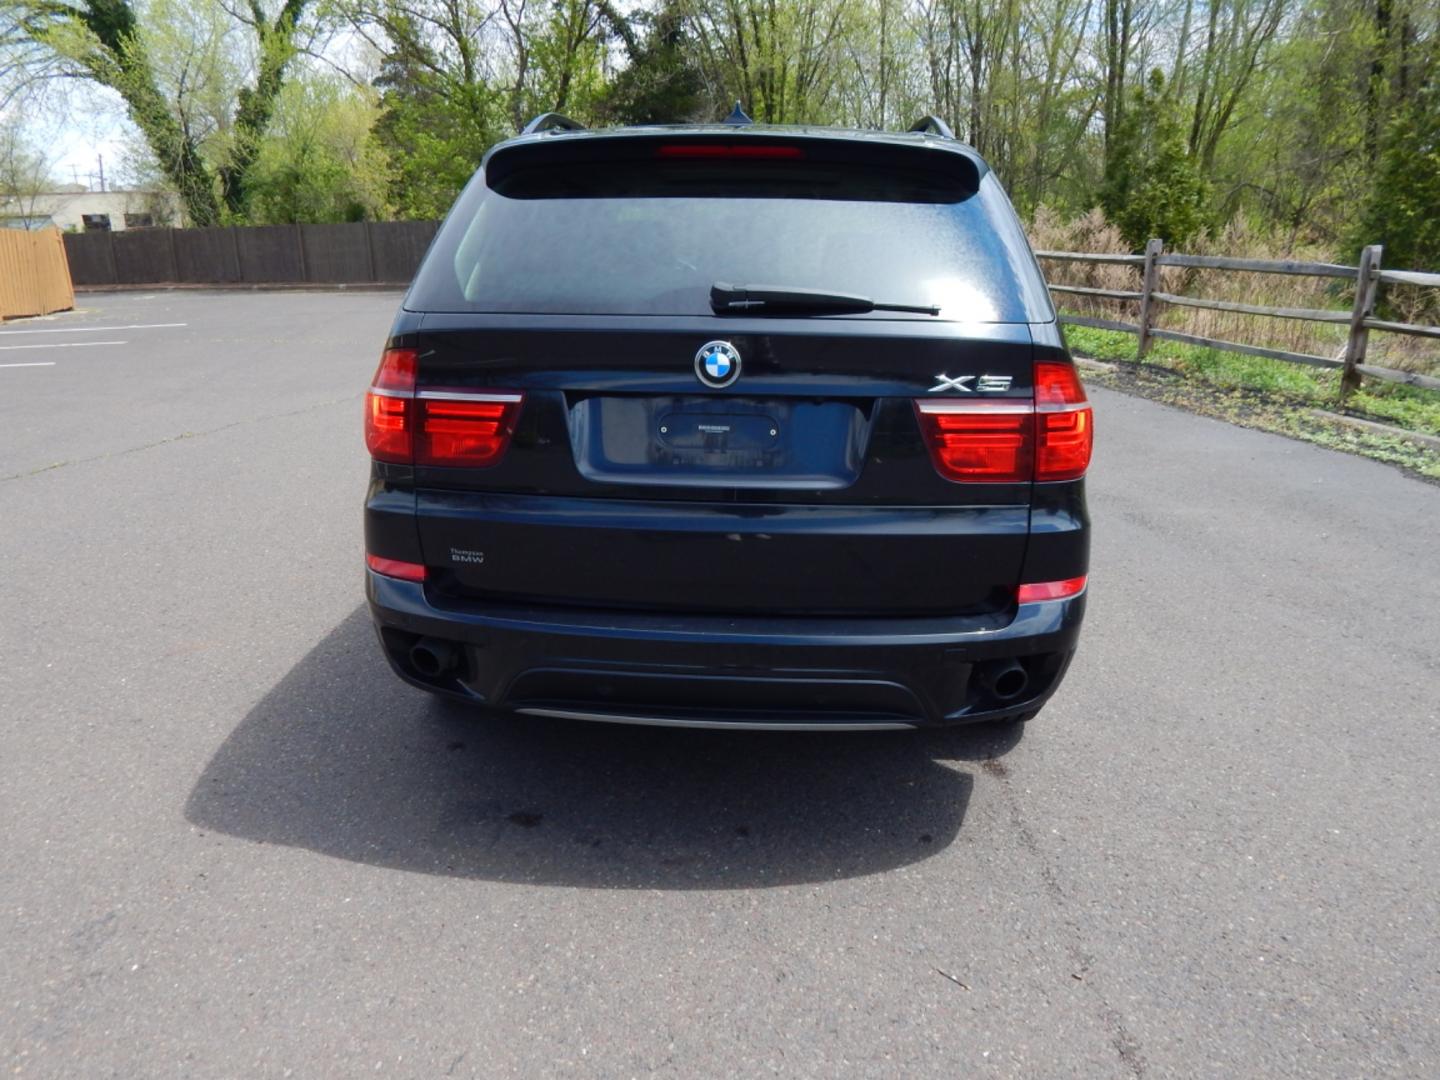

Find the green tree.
[
  {"left": 1101, "top": 70, "right": 1210, "bottom": 249},
  {"left": 359, "top": 0, "right": 508, "bottom": 220},
  {"left": 12, "top": 0, "right": 312, "bottom": 225},
  {"left": 0, "top": 117, "right": 53, "bottom": 225},
  {"left": 1356, "top": 79, "right": 1440, "bottom": 270},
  {"left": 681, "top": 0, "right": 853, "bottom": 124},
  {"left": 597, "top": 0, "right": 708, "bottom": 124},
  {"left": 245, "top": 73, "right": 390, "bottom": 223}
]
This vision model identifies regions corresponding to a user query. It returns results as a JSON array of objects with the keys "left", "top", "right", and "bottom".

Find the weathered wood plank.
[
  {"left": 1376, "top": 268, "right": 1440, "bottom": 288},
  {"left": 1056, "top": 314, "right": 1141, "bottom": 334},
  {"left": 1047, "top": 284, "right": 1145, "bottom": 301},
  {"left": 1148, "top": 328, "right": 1343, "bottom": 369},
  {"left": 1352, "top": 364, "right": 1440, "bottom": 391},
  {"left": 1362, "top": 318, "right": 1440, "bottom": 340},
  {"left": 1155, "top": 253, "right": 1358, "bottom": 278},
  {"left": 1150, "top": 291, "right": 1352, "bottom": 323},
  {"left": 1034, "top": 250, "right": 1147, "bottom": 266}
]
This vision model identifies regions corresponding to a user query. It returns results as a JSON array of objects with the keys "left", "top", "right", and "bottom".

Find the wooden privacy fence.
[
  {"left": 0, "top": 227, "right": 75, "bottom": 320},
  {"left": 63, "top": 220, "right": 440, "bottom": 290},
  {"left": 1036, "top": 241, "right": 1440, "bottom": 396}
]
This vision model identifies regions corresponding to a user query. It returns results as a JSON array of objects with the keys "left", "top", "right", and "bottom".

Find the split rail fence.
[{"left": 1036, "top": 241, "right": 1440, "bottom": 396}]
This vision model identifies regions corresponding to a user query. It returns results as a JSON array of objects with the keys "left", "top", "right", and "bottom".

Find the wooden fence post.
[
  {"left": 1136, "top": 237, "right": 1164, "bottom": 358},
  {"left": 1340, "top": 244, "right": 1382, "bottom": 402}
]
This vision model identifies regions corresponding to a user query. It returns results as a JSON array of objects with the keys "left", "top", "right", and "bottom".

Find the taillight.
[
  {"left": 364, "top": 348, "right": 416, "bottom": 463},
  {"left": 363, "top": 347, "right": 523, "bottom": 468},
  {"left": 415, "top": 392, "right": 523, "bottom": 467},
  {"left": 914, "top": 360, "right": 1093, "bottom": 483},
  {"left": 914, "top": 401, "right": 1033, "bottom": 483},
  {"left": 1034, "top": 361, "right": 1093, "bottom": 482}
]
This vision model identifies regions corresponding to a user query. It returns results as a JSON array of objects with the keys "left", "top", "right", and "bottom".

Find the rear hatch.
[{"left": 395, "top": 130, "right": 1054, "bottom": 617}]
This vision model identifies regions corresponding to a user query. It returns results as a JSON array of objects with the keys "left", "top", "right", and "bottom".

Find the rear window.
[{"left": 406, "top": 139, "right": 1052, "bottom": 323}]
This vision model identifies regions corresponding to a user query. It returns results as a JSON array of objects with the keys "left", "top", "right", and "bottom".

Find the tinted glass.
[{"left": 407, "top": 157, "right": 1051, "bottom": 323}]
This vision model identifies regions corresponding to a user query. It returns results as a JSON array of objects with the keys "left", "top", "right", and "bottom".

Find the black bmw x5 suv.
[{"left": 364, "top": 114, "right": 1091, "bottom": 730}]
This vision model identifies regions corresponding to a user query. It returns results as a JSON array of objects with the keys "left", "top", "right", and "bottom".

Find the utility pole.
[{"left": 96, "top": 154, "right": 106, "bottom": 193}]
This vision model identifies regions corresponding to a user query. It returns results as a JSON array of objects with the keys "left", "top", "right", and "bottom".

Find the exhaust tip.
[
  {"left": 410, "top": 637, "right": 458, "bottom": 679},
  {"left": 981, "top": 659, "right": 1030, "bottom": 702}
]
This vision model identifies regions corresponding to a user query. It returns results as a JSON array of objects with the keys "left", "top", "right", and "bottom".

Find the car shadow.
[{"left": 185, "top": 607, "right": 1023, "bottom": 888}]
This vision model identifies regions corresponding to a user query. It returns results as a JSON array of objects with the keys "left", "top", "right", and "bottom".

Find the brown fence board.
[
  {"left": 370, "top": 221, "right": 437, "bottom": 283},
  {"left": 112, "top": 229, "right": 176, "bottom": 285},
  {"left": 64, "top": 220, "right": 434, "bottom": 288},
  {"left": 1156, "top": 253, "right": 1358, "bottom": 279},
  {"left": 235, "top": 225, "right": 304, "bottom": 283},
  {"left": 301, "top": 223, "right": 374, "bottom": 283},
  {"left": 174, "top": 228, "right": 241, "bottom": 283},
  {"left": 1057, "top": 314, "right": 1142, "bottom": 334},
  {"left": 61, "top": 232, "right": 117, "bottom": 286},
  {"left": 0, "top": 228, "right": 75, "bottom": 320},
  {"left": 1148, "top": 328, "right": 1342, "bottom": 369}
]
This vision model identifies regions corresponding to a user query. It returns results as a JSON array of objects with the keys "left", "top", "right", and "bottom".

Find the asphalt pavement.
[{"left": 2, "top": 290, "right": 1437, "bottom": 1077}]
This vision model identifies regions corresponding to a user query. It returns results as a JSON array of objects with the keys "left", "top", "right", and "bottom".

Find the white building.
[{"left": 0, "top": 188, "right": 181, "bottom": 232}]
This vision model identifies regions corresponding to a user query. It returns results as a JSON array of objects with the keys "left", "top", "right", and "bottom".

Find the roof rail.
[
  {"left": 907, "top": 115, "right": 955, "bottom": 139},
  {"left": 522, "top": 112, "right": 586, "bottom": 135}
]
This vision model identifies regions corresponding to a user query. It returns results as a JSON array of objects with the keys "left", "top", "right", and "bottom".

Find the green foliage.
[
  {"left": 1355, "top": 82, "right": 1440, "bottom": 272},
  {"left": 682, "top": 0, "right": 855, "bottom": 124},
  {"left": 1100, "top": 71, "right": 1210, "bottom": 250},
  {"left": 373, "top": 64, "right": 506, "bottom": 221},
  {"left": 246, "top": 75, "right": 391, "bottom": 224},
  {"left": 1061, "top": 321, "right": 1440, "bottom": 479},
  {"left": 1060, "top": 324, "right": 1138, "bottom": 362},
  {"left": 4, "top": 0, "right": 1439, "bottom": 257},
  {"left": 0, "top": 118, "right": 53, "bottom": 214},
  {"left": 597, "top": 2, "right": 707, "bottom": 124},
  {"left": 17, "top": 0, "right": 312, "bottom": 226},
  {"left": 1062, "top": 321, "right": 1440, "bottom": 438}
]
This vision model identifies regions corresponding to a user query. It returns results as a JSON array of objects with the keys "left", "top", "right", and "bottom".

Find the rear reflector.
[
  {"left": 656, "top": 143, "right": 805, "bottom": 160},
  {"left": 914, "top": 401, "right": 1033, "bottom": 483},
  {"left": 1017, "top": 575, "right": 1087, "bottom": 603},
  {"left": 416, "top": 391, "right": 524, "bottom": 467},
  {"left": 914, "top": 360, "right": 1093, "bottom": 483},
  {"left": 367, "top": 554, "right": 426, "bottom": 582}
]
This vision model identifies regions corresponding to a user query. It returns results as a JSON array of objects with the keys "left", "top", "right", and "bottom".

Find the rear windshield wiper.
[{"left": 710, "top": 282, "right": 940, "bottom": 317}]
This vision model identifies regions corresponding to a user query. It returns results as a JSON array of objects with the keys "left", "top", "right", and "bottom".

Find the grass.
[{"left": 1061, "top": 321, "right": 1440, "bottom": 482}]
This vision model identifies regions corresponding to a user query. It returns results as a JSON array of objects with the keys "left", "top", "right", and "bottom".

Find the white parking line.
[
  {"left": 0, "top": 361, "right": 58, "bottom": 369},
  {"left": 0, "top": 340, "right": 127, "bottom": 351},
  {"left": 0, "top": 322, "right": 185, "bottom": 337}
]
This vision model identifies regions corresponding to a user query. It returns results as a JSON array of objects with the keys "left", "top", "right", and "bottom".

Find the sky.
[
  {"left": 10, "top": 21, "right": 376, "bottom": 194},
  {"left": 3, "top": 80, "right": 133, "bottom": 192}
]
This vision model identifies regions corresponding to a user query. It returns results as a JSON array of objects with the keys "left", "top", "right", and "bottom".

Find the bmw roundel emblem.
[{"left": 694, "top": 340, "right": 742, "bottom": 389}]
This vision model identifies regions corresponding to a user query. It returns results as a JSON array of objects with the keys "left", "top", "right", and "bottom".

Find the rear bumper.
[{"left": 367, "top": 572, "right": 1085, "bottom": 728}]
